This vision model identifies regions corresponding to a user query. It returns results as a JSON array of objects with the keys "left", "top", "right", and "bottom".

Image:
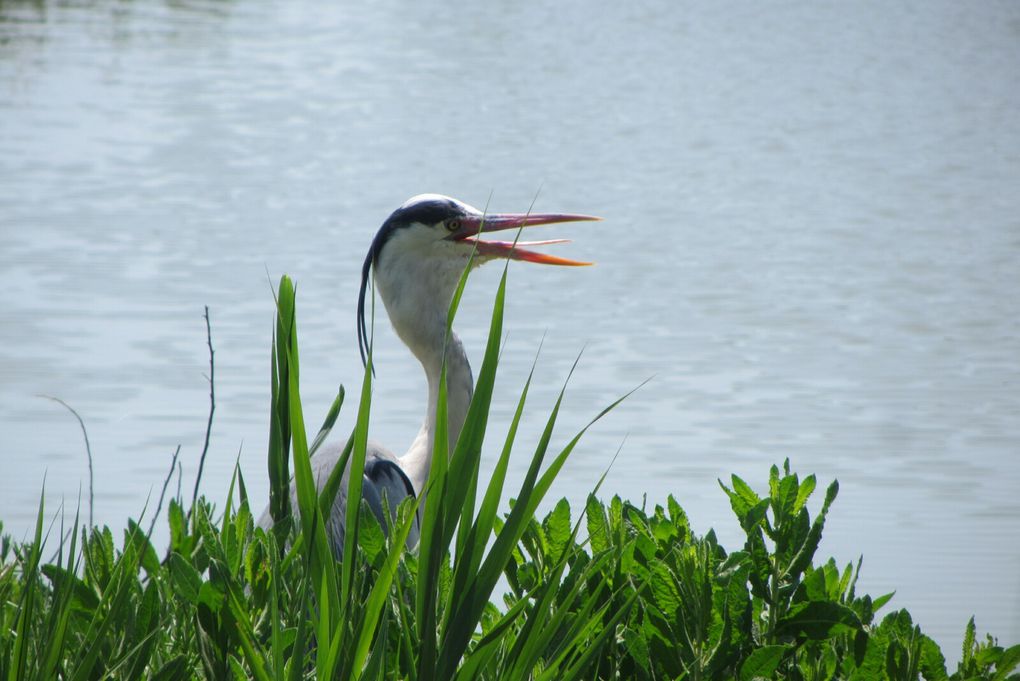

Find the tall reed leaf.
[
  {"left": 268, "top": 275, "right": 296, "bottom": 541},
  {"left": 351, "top": 494, "right": 423, "bottom": 673},
  {"left": 279, "top": 278, "right": 341, "bottom": 653},
  {"left": 7, "top": 492, "right": 44, "bottom": 681},
  {"left": 340, "top": 351, "right": 373, "bottom": 608},
  {"left": 436, "top": 363, "right": 573, "bottom": 678},
  {"left": 69, "top": 522, "right": 148, "bottom": 681},
  {"left": 310, "top": 387, "right": 344, "bottom": 457},
  {"left": 446, "top": 271, "right": 505, "bottom": 561},
  {"left": 448, "top": 343, "right": 539, "bottom": 621},
  {"left": 38, "top": 508, "right": 81, "bottom": 681},
  {"left": 412, "top": 253, "right": 472, "bottom": 679}
]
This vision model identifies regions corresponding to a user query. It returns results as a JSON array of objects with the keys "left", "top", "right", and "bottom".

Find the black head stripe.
[
  {"left": 387, "top": 196, "right": 464, "bottom": 230},
  {"left": 356, "top": 243, "right": 374, "bottom": 368}
]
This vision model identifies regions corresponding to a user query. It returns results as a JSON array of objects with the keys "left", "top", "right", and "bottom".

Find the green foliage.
[{"left": 2, "top": 278, "right": 1016, "bottom": 680}]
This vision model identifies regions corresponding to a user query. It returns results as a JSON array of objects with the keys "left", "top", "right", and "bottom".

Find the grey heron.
[{"left": 260, "top": 194, "right": 596, "bottom": 556}]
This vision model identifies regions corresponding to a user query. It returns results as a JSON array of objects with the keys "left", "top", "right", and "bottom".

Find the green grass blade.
[
  {"left": 39, "top": 506, "right": 84, "bottom": 681},
  {"left": 413, "top": 425, "right": 448, "bottom": 679},
  {"left": 461, "top": 595, "right": 531, "bottom": 664},
  {"left": 341, "top": 354, "right": 374, "bottom": 607},
  {"left": 392, "top": 560, "right": 419, "bottom": 681},
  {"left": 544, "top": 566, "right": 612, "bottom": 664},
  {"left": 8, "top": 490, "right": 45, "bottom": 681},
  {"left": 446, "top": 270, "right": 505, "bottom": 558},
  {"left": 441, "top": 366, "right": 641, "bottom": 678},
  {"left": 414, "top": 386, "right": 448, "bottom": 678},
  {"left": 430, "top": 262, "right": 506, "bottom": 659},
  {"left": 286, "top": 549, "right": 314, "bottom": 681},
  {"left": 225, "top": 585, "right": 273, "bottom": 681},
  {"left": 437, "top": 360, "right": 573, "bottom": 678},
  {"left": 316, "top": 567, "right": 332, "bottom": 679},
  {"left": 69, "top": 525, "right": 147, "bottom": 681},
  {"left": 525, "top": 379, "right": 646, "bottom": 523},
  {"left": 449, "top": 342, "right": 538, "bottom": 614},
  {"left": 446, "top": 230, "right": 514, "bottom": 565},
  {"left": 310, "top": 386, "right": 345, "bottom": 456},
  {"left": 506, "top": 513, "right": 605, "bottom": 678},
  {"left": 362, "top": 600, "right": 390, "bottom": 681},
  {"left": 268, "top": 276, "right": 296, "bottom": 532},
  {"left": 352, "top": 495, "right": 424, "bottom": 674},
  {"left": 318, "top": 436, "right": 354, "bottom": 523},
  {"left": 282, "top": 288, "right": 341, "bottom": 651},
  {"left": 268, "top": 534, "right": 284, "bottom": 681},
  {"left": 532, "top": 564, "right": 614, "bottom": 678},
  {"left": 548, "top": 591, "right": 639, "bottom": 681},
  {"left": 223, "top": 461, "right": 239, "bottom": 535}
]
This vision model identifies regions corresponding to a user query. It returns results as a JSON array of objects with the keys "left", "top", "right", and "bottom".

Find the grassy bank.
[{"left": 2, "top": 271, "right": 1017, "bottom": 680}]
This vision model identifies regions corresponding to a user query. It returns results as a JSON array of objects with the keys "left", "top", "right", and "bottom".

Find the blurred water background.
[{"left": 2, "top": 0, "right": 1018, "bottom": 659}]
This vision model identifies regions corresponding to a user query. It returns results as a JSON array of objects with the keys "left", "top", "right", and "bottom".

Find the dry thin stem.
[
  {"left": 150, "top": 445, "right": 182, "bottom": 539},
  {"left": 190, "top": 306, "right": 216, "bottom": 514},
  {"left": 39, "top": 395, "right": 94, "bottom": 528}
]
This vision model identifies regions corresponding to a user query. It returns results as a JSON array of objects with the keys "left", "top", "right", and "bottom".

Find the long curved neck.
[
  {"left": 372, "top": 243, "right": 478, "bottom": 497},
  {"left": 398, "top": 331, "right": 474, "bottom": 495}
]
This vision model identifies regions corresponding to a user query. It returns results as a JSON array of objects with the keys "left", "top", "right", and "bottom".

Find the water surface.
[{"left": 2, "top": 0, "right": 1018, "bottom": 656}]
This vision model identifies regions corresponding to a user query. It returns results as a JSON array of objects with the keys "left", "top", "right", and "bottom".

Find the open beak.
[{"left": 446, "top": 212, "right": 600, "bottom": 266}]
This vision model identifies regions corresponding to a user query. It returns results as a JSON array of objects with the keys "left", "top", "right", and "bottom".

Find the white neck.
[
  {"left": 371, "top": 224, "right": 481, "bottom": 496},
  {"left": 398, "top": 332, "right": 474, "bottom": 495}
]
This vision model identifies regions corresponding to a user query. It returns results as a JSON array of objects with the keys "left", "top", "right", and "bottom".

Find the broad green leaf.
[
  {"left": 732, "top": 474, "right": 761, "bottom": 508},
  {"left": 873, "top": 591, "right": 895, "bottom": 612},
  {"left": 776, "top": 600, "right": 862, "bottom": 640},
  {"left": 649, "top": 562, "right": 681, "bottom": 617},
  {"left": 772, "top": 474, "right": 799, "bottom": 526},
  {"left": 803, "top": 565, "right": 829, "bottom": 601},
  {"left": 920, "top": 634, "right": 949, "bottom": 680},
  {"left": 357, "top": 500, "right": 386, "bottom": 565},
  {"left": 150, "top": 656, "right": 189, "bottom": 681},
  {"left": 794, "top": 474, "right": 816, "bottom": 514},
  {"left": 586, "top": 495, "right": 610, "bottom": 554},
  {"left": 994, "top": 644, "right": 1020, "bottom": 680},
  {"left": 168, "top": 552, "right": 202, "bottom": 604},
  {"left": 667, "top": 494, "right": 691, "bottom": 543},
  {"left": 198, "top": 581, "right": 225, "bottom": 612},
  {"left": 41, "top": 563, "right": 99, "bottom": 611},
  {"left": 543, "top": 498, "right": 572, "bottom": 559},
  {"left": 962, "top": 616, "right": 977, "bottom": 668},
  {"left": 623, "top": 627, "right": 651, "bottom": 673},
  {"left": 786, "top": 479, "right": 839, "bottom": 577},
  {"left": 739, "top": 645, "right": 790, "bottom": 680}
]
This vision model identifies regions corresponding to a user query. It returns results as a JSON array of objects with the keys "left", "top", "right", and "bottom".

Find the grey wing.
[
  {"left": 362, "top": 451, "right": 419, "bottom": 548},
  {"left": 257, "top": 440, "right": 419, "bottom": 559}
]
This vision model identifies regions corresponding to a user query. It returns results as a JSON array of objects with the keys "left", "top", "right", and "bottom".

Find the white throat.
[
  {"left": 397, "top": 333, "right": 474, "bottom": 495},
  {"left": 373, "top": 229, "right": 478, "bottom": 495}
]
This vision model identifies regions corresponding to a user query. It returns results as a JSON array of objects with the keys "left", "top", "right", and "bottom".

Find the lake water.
[{"left": 2, "top": 0, "right": 1018, "bottom": 658}]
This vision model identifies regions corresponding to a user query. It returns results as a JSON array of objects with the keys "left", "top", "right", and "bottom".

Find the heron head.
[{"left": 357, "top": 194, "right": 598, "bottom": 365}]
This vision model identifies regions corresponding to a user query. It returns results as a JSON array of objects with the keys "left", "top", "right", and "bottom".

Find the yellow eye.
[{"left": 445, "top": 218, "right": 461, "bottom": 232}]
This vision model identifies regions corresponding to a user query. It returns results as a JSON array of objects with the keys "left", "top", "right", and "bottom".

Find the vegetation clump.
[{"left": 2, "top": 273, "right": 1017, "bottom": 680}]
